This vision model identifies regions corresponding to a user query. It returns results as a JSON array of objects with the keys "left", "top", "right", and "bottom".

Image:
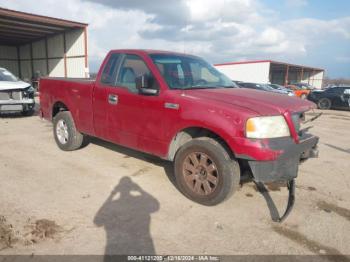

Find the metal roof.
[
  {"left": 214, "top": 59, "right": 324, "bottom": 71},
  {"left": 0, "top": 7, "right": 87, "bottom": 45}
]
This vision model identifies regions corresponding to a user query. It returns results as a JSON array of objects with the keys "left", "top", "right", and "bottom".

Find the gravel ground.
[{"left": 0, "top": 101, "right": 349, "bottom": 257}]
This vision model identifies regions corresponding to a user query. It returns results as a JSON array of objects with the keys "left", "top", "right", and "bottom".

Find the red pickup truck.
[{"left": 40, "top": 49, "right": 319, "bottom": 221}]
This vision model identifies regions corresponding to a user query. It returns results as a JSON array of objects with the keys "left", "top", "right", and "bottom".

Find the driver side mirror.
[{"left": 136, "top": 74, "right": 158, "bottom": 95}]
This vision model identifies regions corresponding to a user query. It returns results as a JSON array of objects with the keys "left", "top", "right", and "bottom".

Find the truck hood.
[
  {"left": 183, "top": 88, "right": 315, "bottom": 115},
  {"left": 0, "top": 81, "right": 31, "bottom": 91}
]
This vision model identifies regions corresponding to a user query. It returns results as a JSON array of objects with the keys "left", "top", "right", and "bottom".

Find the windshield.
[
  {"left": 150, "top": 54, "right": 235, "bottom": 89},
  {"left": 0, "top": 69, "right": 17, "bottom": 82},
  {"left": 258, "top": 84, "right": 275, "bottom": 91},
  {"left": 270, "top": 84, "right": 285, "bottom": 90}
]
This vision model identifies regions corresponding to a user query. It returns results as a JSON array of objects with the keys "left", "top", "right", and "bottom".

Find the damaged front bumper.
[
  {"left": 248, "top": 134, "right": 319, "bottom": 183},
  {"left": 0, "top": 99, "right": 35, "bottom": 112}
]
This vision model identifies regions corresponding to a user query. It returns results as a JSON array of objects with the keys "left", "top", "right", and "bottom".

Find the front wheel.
[
  {"left": 317, "top": 98, "right": 331, "bottom": 109},
  {"left": 53, "top": 111, "right": 86, "bottom": 151},
  {"left": 174, "top": 137, "right": 240, "bottom": 206}
]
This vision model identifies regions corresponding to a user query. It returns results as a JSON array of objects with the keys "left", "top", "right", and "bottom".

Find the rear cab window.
[{"left": 100, "top": 53, "right": 121, "bottom": 85}]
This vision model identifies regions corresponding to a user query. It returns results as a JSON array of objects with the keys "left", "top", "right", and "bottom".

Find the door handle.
[{"left": 108, "top": 94, "right": 118, "bottom": 105}]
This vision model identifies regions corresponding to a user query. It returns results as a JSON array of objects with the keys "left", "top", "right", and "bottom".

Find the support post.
[
  {"left": 63, "top": 31, "right": 67, "bottom": 77},
  {"left": 301, "top": 67, "right": 304, "bottom": 83},
  {"left": 83, "top": 27, "right": 88, "bottom": 78},
  {"left": 284, "top": 65, "right": 289, "bottom": 86},
  {"left": 16, "top": 46, "right": 21, "bottom": 79},
  {"left": 30, "top": 43, "right": 34, "bottom": 79},
  {"left": 45, "top": 37, "right": 49, "bottom": 76}
]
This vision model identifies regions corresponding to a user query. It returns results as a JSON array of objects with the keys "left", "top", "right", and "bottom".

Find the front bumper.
[
  {"left": 0, "top": 99, "right": 35, "bottom": 112},
  {"left": 248, "top": 134, "right": 319, "bottom": 182}
]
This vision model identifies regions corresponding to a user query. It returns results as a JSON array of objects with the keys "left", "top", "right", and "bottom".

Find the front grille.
[
  {"left": 0, "top": 92, "right": 10, "bottom": 100},
  {"left": 11, "top": 91, "right": 22, "bottom": 100},
  {"left": 0, "top": 90, "right": 22, "bottom": 100}
]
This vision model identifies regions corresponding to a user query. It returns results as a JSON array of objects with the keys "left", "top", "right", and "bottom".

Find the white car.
[{"left": 0, "top": 68, "right": 35, "bottom": 116}]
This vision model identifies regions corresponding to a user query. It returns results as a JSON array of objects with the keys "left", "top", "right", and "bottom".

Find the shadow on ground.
[
  {"left": 89, "top": 137, "right": 176, "bottom": 186},
  {"left": 94, "top": 177, "right": 160, "bottom": 259}
]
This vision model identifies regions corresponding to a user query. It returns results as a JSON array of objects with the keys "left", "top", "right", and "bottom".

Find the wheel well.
[
  {"left": 52, "top": 102, "right": 69, "bottom": 119},
  {"left": 167, "top": 127, "right": 234, "bottom": 161}
]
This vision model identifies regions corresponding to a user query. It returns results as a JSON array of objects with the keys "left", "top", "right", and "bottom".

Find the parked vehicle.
[
  {"left": 286, "top": 84, "right": 310, "bottom": 99},
  {"left": 232, "top": 80, "right": 244, "bottom": 88},
  {"left": 239, "top": 82, "right": 294, "bottom": 96},
  {"left": 40, "top": 50, "right": 319, "bottom": 221},
  {"left": 294, "top": 83, "right": 315, "bottom": 90},
  {"left": 307, "top": 86, "right": 350, "bottom": 110},
  {"left": 0, "top": 67, "right": 35, "bottom": 116},
  {"left": 268, "top": 84, "right": 295, "bottom": 96}
]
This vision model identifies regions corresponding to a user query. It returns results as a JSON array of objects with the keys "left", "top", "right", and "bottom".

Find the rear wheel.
[
  {"left": 53, "top": 111, "right": 85, "bottom": 151},
  {"left": 174, "top": 137, "right": 240, "bottom": 206},
  {"left": 317, "top": 98, "right": 331, "bottom": 109}
]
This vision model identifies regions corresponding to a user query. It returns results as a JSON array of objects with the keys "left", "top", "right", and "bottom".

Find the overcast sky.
[{"left": 1, "top": 0, "right": 349, "bottom": 77}]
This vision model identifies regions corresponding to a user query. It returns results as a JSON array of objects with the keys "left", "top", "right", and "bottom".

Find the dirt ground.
[{"left": 0, "top": 100, "right": 349, "bottom": 256}]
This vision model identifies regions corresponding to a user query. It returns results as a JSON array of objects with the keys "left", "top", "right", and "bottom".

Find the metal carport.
[
  {"left": 214, "top": 60, "right": 325, "bottom": 88},
  {"left": 0, "top": 7, "right": 89, "bottom": 81}
]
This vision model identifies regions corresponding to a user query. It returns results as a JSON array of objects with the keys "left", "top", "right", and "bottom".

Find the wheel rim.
[
  {"left": 182, "top": 152, "right": 219, "bottom": 196},
  {"left": 319, "top": 99, "right": 330, "bottom": 109},
  {"left": 56, "top": 119, "right": 69, "bottom": 144}
]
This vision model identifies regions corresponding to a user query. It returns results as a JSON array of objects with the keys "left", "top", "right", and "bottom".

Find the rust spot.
[
  {"left": 317, "top": 201, "right": 350, "bottom": 221},
  {"left": 245, "top": 193, "right": 253, "bottom": 197}
]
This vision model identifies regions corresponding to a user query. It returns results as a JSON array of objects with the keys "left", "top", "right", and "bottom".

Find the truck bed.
[{"left": 40, "top": 77, "right": 95, "bottom": 136}]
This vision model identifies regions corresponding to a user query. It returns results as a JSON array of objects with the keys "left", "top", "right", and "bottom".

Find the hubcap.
[
  {"left": 182, "top": 152, "right": 219, "bottom": 195},
  {"left": 56, "top": 119, "right": 69, "bottom": 144}
]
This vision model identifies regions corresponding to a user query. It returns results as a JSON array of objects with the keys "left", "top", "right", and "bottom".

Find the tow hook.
[{"left": 278, "top": 179, "right": 295, "bottom": 223}]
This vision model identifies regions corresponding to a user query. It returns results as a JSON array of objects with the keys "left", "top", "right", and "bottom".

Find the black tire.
[
  {"left": 317, "top": 98, "right": 331, "bottom": 109},
  {"left": 53, "top": 111, "right": 85, "bottom": 151},
  {"left": 21, "top": 109, "right": 35, "bottom": 116},
  {"left": 174, "top": 137, "right": 240, "bottom": 206}
]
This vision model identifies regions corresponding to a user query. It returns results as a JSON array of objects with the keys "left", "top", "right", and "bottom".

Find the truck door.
[
  {"left": 94, "top": 53, "right": 166, "bottom": 155},
  {"left": 330, "top": 87, "right": 347, "bottom": 109},
  {"left": 93, "top": 53, "right": 122, "bottom": 141},
  {"left": 340, "top": 88, "right": 350, "bottom": 109}
]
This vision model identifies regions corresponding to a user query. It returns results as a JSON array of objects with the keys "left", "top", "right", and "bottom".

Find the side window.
[
  {"left": 116, "top": 54, "right": 152, "bottom": 93},
  {"left": 327, "top": 87, "right": 342, "bottom": 95},
  {"left": 343, "top": 89, "right": 350, "bottom": 95},
  {"left": 100, "top": 53, "right": 120, "bottom": 85}
]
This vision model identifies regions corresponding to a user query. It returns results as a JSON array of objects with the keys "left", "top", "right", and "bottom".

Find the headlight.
[
  {"left": 26, "top": 86, "right": 35, "bottom": 93},
  {"left": 23, "top": 86, "right": 35, "bottom": 98},
  {"left": 246, "top": 116, "right": 290, "bottom": 138}
]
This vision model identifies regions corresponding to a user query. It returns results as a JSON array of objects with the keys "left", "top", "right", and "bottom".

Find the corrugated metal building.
[
  {"left": 214, "top": 60, "right": 324, "bottom": 89},
  {"left": 0, "top": 7, "right": 88, "bottom": 80}
]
